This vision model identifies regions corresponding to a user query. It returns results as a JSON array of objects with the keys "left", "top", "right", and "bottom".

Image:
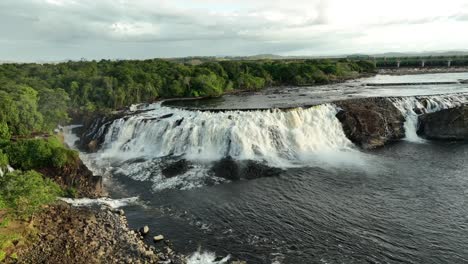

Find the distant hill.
[{"left": 3, "top": 50, "right": 468, "bottom": 64}]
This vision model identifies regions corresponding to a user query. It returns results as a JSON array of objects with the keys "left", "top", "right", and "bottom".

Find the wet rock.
[
  {"left": 140, "top": 225, "right": 150, "bottom": 236},
  {"left": 159, "top": 113, "right": 174, "bottom": 119},
  {"left": 153, "top": 235, "right": 165, "bottom": 242},
  {"left": 211, "top": 158, "right": 283, "bottom": 181},
  {"left": 243, "top": 161, "right": 282, "bottom": 180},
  {"left": 413, "top": 107, "right": 426, "bottom": 115},
  {"left": 174, "top": 118, "right": 184, "bottom": 127},
  {"left": 214, "top": 256, "right": 225, "bottom": 262},
  {"left": 162, "top": 159, "right": 192, "bottom": 178},
  {"left": 418, "top": 105, "right": 468, "bottom": 140},
  {"left": 335, "top": 97, "right": 405, "bottom": 149},
  {"left": 211, "top": 156, "right": 240, "bottom": 180},
  {"left": 87, "top": 139, "right": 98, "bottom": 152}
]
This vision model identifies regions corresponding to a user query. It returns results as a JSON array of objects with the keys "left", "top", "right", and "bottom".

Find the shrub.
[
  {"left": 0, "top": 123, "right": 10, "bottom": 141},
  {"left": 5, "top": 140, "right": 52, "bottom": 170},
  {"left": 0, "top": 170, "right": 62, "bottom": 217},
  {"left": 4, "top": 137, "right": 78, "bottom": 170},
  {"left": 64, "top": 187, "right": 78, "bottom": 198},
  {"left": 0, "top": 150, "right": 8, "bottom": 167}
]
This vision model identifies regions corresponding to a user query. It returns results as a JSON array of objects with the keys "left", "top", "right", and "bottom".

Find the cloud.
[{"left": 0, "top": 0, "right": 467, "bottom": 61}]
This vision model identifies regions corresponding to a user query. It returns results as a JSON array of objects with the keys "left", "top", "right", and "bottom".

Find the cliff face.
[
  {"left": 335, "top": 98, "right": 406, "bottom": 149},
  {"left": 418, "top": 105, "right": 468, "bottom": 140},
  {"left": 38, "top": 158, "right": 104, "bottom": 198}
]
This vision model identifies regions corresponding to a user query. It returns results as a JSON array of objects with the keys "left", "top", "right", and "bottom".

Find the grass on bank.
[
  {"left": 0, "top": 137, "right": 68, "bottom": 262},
  {"left": 0, "top": 170, "right": 62, "bottom": 261}
]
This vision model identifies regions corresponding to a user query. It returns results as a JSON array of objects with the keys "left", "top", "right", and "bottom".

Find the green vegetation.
[
  {"left": 2, "top": 136, "right": 78, "bottom": 171},
  {"left": 0, "top": 170, "right": 61, "bottom": 261},
  {"left": 0, "top": 59, "right": 375, "bottom": 113},
  {"left": 0, "top": 170, "right": 62, "bottom": 217}
]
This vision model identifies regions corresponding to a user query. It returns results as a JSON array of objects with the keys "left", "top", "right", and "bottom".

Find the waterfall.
[
  {"left": 77, "top": 103, "right": 377, "bottom": 191},
  {"left": 96, "top": 103, "right": 356, "bottom": 167},
  {"left": 390, "top": 94, "right": 468, "bottom": 142}
]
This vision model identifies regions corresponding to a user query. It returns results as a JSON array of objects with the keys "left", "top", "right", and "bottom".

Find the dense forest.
[{"left": 0, "top": 59, "right": 375, "bottom": 123}]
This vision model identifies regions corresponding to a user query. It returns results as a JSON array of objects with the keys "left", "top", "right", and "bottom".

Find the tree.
[
  {"left": 0, "top": 84, "right": 43, "bottom": 135},
  {"left": 37, "top": 87, "right": 70, "bottom": 131},
  {"left": 0, "top": 170, "right": 62, "bottom": 217},
  {"left": 0, "top": 122, "right": 10, "bottom": 141},
  {"left": 191, "top": 73, "right": 225, "bottom": 97}
]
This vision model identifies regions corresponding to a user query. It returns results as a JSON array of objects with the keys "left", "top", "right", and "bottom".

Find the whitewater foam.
[
  {"left": 64, "top": 103, "right": 374, "bottom": 191},
  {"left": 97, "top": 104, "right": 358, "bottom": 167},
  {"left": 187, "top": 249, "right": 230, "bottom": 264},
  {"left": 390, "top": 94, "right": 468, "bottom": 142},
  {"left": 60, "top": 197, "right": 140, "bottom": 208}
]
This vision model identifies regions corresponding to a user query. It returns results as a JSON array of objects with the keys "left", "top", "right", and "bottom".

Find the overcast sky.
[{"left": 1, "top": 0, "right": 467, "bottom": 61}]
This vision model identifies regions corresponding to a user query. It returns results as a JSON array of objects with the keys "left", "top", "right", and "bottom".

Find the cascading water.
[
  {"left": 87, "top": 103, "right": 368, "bottom": 191},
  {"left": 99, "top": 103, "right": 355, "bottom": 166},
  {"left": 390, "top": 94, "right": 468, "bottom": 142}
]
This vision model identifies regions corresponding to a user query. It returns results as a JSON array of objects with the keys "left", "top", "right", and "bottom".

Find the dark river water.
[
  {"left": 110, "top": 141, "right": 468, "bottom": 264},
  {"left": 67, "top": 72, "right": 468, "bottom": 264}
]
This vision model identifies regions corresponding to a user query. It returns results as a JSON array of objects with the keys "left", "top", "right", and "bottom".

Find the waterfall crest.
[
  {"left": 96, "top": 103, "right": 357, "bottom": 167},
  {"left": 390, "top": 94, "right": 468, "bottom": 142}
]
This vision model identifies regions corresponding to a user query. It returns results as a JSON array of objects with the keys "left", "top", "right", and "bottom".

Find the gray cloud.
[{"left": 0, "top": 0, "right": 467, "bottom": 61}]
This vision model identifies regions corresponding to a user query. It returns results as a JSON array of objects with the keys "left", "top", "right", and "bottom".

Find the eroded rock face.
[
  {"left": 38, "top": 159, "right": 104, "bottom": 198},
  {"left": 335, "top": 98, "right": 405, "bottom": 149},
  {"left": 418, "top": 105, "right": 468, "bottom": 140}
]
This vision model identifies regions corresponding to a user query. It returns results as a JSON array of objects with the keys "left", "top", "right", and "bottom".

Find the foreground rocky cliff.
[{"left": 14, "top": 202, "right": 186, "bottom": 264}]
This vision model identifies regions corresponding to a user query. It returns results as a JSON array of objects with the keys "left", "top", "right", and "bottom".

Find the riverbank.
[{"left": 11, "top": 202, "right": 186, "bottom": 264}]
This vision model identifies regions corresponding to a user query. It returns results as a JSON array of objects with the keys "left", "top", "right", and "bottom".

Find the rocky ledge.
[
  {"left": 14, "top": 202, "right": 186, "bottom": 264},
  {"left": 335, "top": 97, "right": 405, "bottom": 149},
  {"left": 38, "top": 159, "right": 104, "bottom": 198},
  {"left": 418, "top": 105, "right": 468, "bottom": 140}
]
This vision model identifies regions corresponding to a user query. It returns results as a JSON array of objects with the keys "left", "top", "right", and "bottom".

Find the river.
[{"left": 66, "top": 72, "right": 468, "bottom": 264}]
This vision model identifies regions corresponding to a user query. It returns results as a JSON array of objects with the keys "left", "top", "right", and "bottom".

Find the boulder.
[
  {"left": 210, "top": 156, "right": 240, "bottom": 180},
  {"left": 139, "top": 226, "right": 150, "bottom": 236},
  {"left": 87, "top": 140, "right": 98, "bottom": 152},
  {"left": 335, "top": 98, "right": 405, "bottom": 149},
  {"left": 242, "top": 161, "right": 282, "bottom": 180},
  {"left": 210, "top": 157, "right": 282, "bottom": 181},
  {"left": 161, "top": 159, "right": 191, "bottom": 178},
  {"left": 418, "top": 105, "right": 467, "bottom": 140},
  {"left": 153, "top": 235, "right": 164, "bottom": 243}
]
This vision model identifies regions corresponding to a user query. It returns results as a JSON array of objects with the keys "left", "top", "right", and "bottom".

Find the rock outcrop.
[
  {"left": 211, "top": 157, "right": 283, "bottom": 180},
  {"left": 335, "top": 98, "right": 405, "bottom": 149},
  {"left": 38, "top": 159, "right": 103, "bottom": 198},
  {"left": 161, "top": 159, "right": 192, "bottom": 178},
  {"left": 15, "top": 203, "right": 186, "bottom": 264},
  {"left": 418, "top": 105, "right": 467, "bottom": 140}
]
